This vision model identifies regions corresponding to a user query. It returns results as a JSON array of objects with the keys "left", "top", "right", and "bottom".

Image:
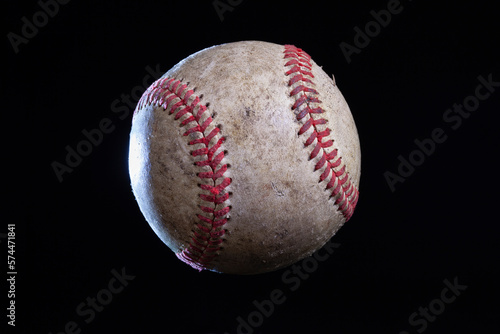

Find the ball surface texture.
[{"left": 129, "top": 41, "right": 361, "bottom": 274}]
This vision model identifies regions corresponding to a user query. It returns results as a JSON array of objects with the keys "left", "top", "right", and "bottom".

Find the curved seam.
[
  {"left": 135, "top": 77, "right": 231, "bottom": 271},
  {"left": 283, "top": 45, "right": 359, "bottom": 221}
]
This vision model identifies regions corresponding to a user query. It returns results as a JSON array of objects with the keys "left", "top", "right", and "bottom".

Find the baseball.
[{"left": 128, "top": 41, "right": 361, "bottom": 275}]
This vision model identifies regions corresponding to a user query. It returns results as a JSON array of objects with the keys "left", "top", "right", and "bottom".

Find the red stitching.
[
  {"left": 136, "top": 77, "right": 231, "bottom": 271},
  {"left": 284, "top": 45, "right": 359, "bottom": 221}
]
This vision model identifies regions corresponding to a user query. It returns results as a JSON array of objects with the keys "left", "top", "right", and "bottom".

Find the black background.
[{"left": 5, "top": 0, "right": 500, "bottom": 333}]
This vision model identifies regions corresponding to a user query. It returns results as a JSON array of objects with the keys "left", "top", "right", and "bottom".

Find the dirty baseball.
[{"left": 128, "top": 41, "right": 361, "bottom": 275}]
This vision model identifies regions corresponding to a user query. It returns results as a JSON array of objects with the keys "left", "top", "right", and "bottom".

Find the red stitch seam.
[
  {"left": 284, "top": 45, "right": 359, "bottom": 221},
  {"left": 136, "top": 77, "right": 232, "bottom": 271}
]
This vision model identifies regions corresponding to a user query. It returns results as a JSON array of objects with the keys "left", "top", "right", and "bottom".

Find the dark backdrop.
[{"left": 5, "top": 1, "right": 499, "bottom": 333}]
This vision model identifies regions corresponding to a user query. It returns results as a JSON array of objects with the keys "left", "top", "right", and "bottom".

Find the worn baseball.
[{"left": 129, "top": 41, "right": 361, "bottom": 275}]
